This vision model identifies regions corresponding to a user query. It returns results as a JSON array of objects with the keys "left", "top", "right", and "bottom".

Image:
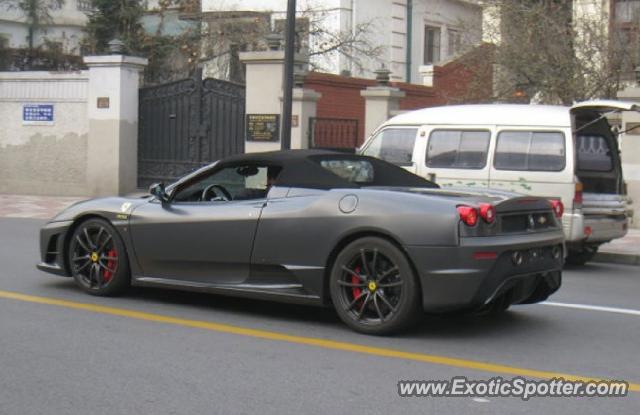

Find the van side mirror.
[{"left": 149, "top": 182, "right": 169, "bottom": 203}]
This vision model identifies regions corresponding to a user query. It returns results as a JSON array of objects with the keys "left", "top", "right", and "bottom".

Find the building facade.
[
  {"left": 0, "top": 0, "right": 91, "bottom": 55},
  {"left": 201, "top": 0, "right": 483, "bottom": 83}
]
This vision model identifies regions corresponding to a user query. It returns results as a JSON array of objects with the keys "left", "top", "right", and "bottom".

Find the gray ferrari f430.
[{"left": 38, "top": 150, "right": 564, "bottom": 334}]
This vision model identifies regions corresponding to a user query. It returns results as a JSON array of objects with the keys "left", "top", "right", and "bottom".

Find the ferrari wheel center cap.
[
  {"left": 368, "top": 281, "right": 377, "bottom": 292},
  {"left": 91, "top": 252, "right": 99, "bottom": 262}
]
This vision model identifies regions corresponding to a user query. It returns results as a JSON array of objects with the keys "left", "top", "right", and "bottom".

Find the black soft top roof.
[{"left": 219, "top": 149, "right": 436, "bottom": 189}]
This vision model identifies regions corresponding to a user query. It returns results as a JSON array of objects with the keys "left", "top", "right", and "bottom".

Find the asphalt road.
[{"left": 1, "top": 217, "right": 639, "bottom": 414}]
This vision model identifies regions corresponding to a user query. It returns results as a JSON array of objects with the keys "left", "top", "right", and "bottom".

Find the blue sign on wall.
[{"left": 23, "top": 104, "right": 54, "bottom": 123}]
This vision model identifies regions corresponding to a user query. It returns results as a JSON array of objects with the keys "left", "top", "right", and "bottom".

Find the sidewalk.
[
  {"left": 1, "top": 193, "right": 639, "bottom": 265},
  {"left": 595, "top": 228, "right": 640, "bottom": 266},
  {"left": 0, "top": 194, "right": 84, "bottom": 220}
]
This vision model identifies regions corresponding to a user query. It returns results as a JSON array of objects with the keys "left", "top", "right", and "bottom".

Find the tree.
[
  {"left": 295, "top": 5, "right": 385, "bottom": 75},
  {"left": 1, "top": 0, "right": 84, "bottom": 71},
  {"left": 198, "top": 5, "right": 385, "bottom": 82},
  {"left": 483, "top": 0, "right": 639, "bottom": 104},
  {"left": 3, "top": 0, "right": 64, "bottom": 50},
  {"left": 83, "top": 0, "right": 145, "bottom": 55}
]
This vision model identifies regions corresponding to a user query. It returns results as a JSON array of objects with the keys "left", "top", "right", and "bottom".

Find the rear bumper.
[
  {"left": 564, "top": 212, "right": 628, "bottom": 245},
  {"left": 405, "top": 230, "right": 564, "bottom": 312},
  {"left": 37, "top": 220, "right": 73, "bottom": 277}
]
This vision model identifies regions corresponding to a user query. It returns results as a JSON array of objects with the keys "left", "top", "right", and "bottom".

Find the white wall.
[
  {"left": 0, "top": 71, "right": 90, "bottom": 195},
  {"left": 409, "top": 0, "right": 483, "bottom": 82}
]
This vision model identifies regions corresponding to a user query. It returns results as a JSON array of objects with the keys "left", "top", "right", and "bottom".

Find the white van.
[{"left": 359, "top": 101, "right": 635, "bottom": 265}]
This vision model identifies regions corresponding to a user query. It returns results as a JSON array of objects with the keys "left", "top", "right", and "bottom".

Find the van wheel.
[{"left": 565, "top": 246, "right": 599, "bottom": 266}]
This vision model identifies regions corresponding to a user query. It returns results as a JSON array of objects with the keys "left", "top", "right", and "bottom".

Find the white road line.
[{"left": 541, "top": 301, "right": 640, "bottom": 317}]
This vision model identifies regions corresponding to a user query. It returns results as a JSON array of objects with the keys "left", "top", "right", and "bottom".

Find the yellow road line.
[{"left": 1, "top": 289, "right": 638, "bottom": 392}]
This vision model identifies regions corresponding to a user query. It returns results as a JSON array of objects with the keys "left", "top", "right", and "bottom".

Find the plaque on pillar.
[{"left": 246, "top": 114, "right": 280, "bottom": 142}]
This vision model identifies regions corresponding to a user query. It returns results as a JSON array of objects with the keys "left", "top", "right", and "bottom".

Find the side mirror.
[{"left": 149, "top": 182, "right": 169, "bottom": 204}]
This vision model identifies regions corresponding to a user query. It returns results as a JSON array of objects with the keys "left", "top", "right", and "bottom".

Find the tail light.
[
  {"left": 479, "top": 203, "right": 496, "bottom": 224},
  {"left": 457, "top": 205, "right": 478, "bottom": 226},
  {"left": 573, "top": 182, "right": 583, "bottom": 208},
  {"left": 550, "top": 199, "right": 564, "bottom": 218}
]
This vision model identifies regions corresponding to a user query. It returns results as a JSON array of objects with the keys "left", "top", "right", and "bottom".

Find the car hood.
[{"left": 50, "top": 195, "right": 152, "bottom": 223}]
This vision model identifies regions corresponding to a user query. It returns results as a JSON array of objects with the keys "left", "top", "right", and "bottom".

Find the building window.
[
  {"left": 447, "top": 29, "right": 461, "bottom": 58},
  {"left": 615, "top": 0, "right": 640, "bottom": 23},
  {"left": 423, "top": 25, "right": 441, "bottom": 65},
  {"left": 612, "top": 27, "right": 639, "bottom": 76}
]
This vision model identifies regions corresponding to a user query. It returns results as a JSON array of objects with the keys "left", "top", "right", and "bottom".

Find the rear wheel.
[
  {"left": 565, "top": 245, "right": 599, "bottom": 266},
  {"left": 329, "top": 237, "right": 421, "bottom": 335},
  {"left": 67, "top": 218, "right": 130, "bottom": 296}
]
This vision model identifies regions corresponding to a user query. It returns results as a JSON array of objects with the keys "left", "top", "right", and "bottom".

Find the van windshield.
[{"left": 362, "top": 128, "right": 417, "bottom": 165}]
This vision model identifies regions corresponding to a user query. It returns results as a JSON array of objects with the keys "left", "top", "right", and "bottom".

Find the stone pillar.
[
  {"left": 239, "top": 49, "right": 308, "bottom": 153},
  {"left": 287, "top": 87, "right": 321, "bottom": 149},
  {"left": 83, "top": 55, "right": 148, "bottom": 196},
  {"left": 617, "top": 86, "right": 640, "bottom": 228},
  {"left": 360, "top": 87, "right": 406, "bottom": 139},
  {"left": 418, "top": 64, "right": 435, "bottom": 87}
]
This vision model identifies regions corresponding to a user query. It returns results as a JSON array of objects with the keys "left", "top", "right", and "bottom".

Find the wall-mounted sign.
[
  {"left": 291, "top": 114, "right": 299, "bottom": 128},
  {"left": 246, "top": 114, "right": 280, "bottom": 142},
  {"left": 97, "top": 97, "right": 110, "bottom": 109},
  {"left": 22, "top": 104, "right": 54, "bottom": 125}
]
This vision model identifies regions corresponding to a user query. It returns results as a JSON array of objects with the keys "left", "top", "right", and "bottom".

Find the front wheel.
[
  {"left": 67, "top": 218, "right": 130, "bottom": 296},
  {"left": 329, "top": 237, "right": 421, "bottom": 335}
]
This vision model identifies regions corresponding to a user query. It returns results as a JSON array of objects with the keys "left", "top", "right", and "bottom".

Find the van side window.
[
  {"left": 494, "top": 131, "right": 565, "bottom": 171},
  {"left": 362, "top": 128, "right": 417, "bottom": 165},
  {"left": 425, "top": 130, "right": 491, "bottom": 169},
  {"left": 576, "top": 135, "right": 613, "bottom": 172}
]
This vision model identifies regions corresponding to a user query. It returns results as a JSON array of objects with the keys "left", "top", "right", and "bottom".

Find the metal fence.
[{"left": 308, "top": 117, "right": 359, "bottom": 151}]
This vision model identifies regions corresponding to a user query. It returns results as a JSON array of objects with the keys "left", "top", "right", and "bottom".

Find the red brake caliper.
[
  {"left": 351, "top": 265, "right": 362, "bottom": 301},
  {"left": 102, "top": 248, "right": 117, "bottom": 282}
]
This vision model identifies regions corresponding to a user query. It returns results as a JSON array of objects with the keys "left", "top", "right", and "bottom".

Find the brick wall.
[
  {"left": 303, "top": 45, "right": 494, "bottom": 145},
  {"left": 303, "top": 73, "right": 374, "bottom": 146}
]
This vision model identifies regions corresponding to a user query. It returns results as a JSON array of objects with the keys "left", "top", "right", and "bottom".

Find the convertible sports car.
[{"left": 38, "top": 150, "right": 564, "bottom": 334}]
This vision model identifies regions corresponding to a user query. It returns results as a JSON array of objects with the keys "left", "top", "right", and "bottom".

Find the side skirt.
[{"left": 132, "top": 276, "right": 325, "bottom": 306}]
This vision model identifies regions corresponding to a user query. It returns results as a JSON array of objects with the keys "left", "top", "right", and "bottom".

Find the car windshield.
[
  {"left": 309, "top": 155, "right": 437, "bottom": 188},
  {"left": 318, "top": 159, "right": 375, "bottom": 183}
]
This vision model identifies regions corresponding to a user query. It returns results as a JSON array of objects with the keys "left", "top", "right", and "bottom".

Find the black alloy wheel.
[
  {"left": 330, "top": 237, "right": 421, "bottom": 335},
  {"left": 68, "top": 218, "right": 130, "bottom": 296}
]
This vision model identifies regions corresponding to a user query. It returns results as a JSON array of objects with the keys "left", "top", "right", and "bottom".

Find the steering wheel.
[{"left": 201, "top": 184, "right": 232, "bottom": 202}]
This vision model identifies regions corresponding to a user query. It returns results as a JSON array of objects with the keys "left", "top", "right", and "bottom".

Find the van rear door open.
[
  {"left": 570, "top": 100, "right": 639, "bottom": 196},
  {"left": 570, "top": 101, "right": 636, "bottom": 245}
]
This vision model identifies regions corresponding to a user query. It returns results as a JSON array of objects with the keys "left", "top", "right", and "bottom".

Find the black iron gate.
[{"left": 138, "top": 74, "right": 245, "bottom": 188}]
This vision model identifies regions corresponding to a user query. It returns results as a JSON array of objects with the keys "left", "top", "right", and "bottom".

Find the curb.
[{"left": 592, "top": 252, "right": 640, "bottom": 266}]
